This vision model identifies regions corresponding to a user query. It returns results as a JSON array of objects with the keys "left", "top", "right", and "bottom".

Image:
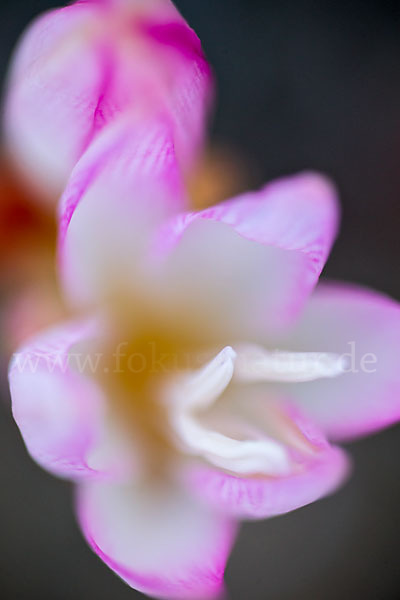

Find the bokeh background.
[{"left": 1, "top": 1, "right": 400, "bottom": 598}]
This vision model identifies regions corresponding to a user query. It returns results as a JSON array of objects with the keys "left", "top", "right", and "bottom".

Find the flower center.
[
  {"left": 95, "top": 311, "right": 346, "bottom": 479},
  {"left": 95, "top": 315, "right": 208, "bottom": 475}
]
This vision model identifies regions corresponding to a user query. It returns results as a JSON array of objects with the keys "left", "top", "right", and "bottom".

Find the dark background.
[{"left": 1, "top": 1, "right": 400, "bottom": 598}]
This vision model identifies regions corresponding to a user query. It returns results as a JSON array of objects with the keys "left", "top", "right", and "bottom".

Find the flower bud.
[{"left": 3, "top": 0, "right": 213, "bottom": 201}]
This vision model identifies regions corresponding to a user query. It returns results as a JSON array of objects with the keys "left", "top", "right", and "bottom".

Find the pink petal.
[
  {"left": 281, "top": 282, "right": 400, "bottom": 441},
  {"left": 184, "top": 404, "right": 350, "bottom": 520},
  {"left": 4, "top": 2, "right": 108, "bottom": 199},
  {"left": 8, "top": 317, "right": 132, "bottom": 481},
  {"left": 141, "top": 17, "right": 214, "bottom": 171},
  {"left": 4, "top": 0, "right": 213, "bottom": 198},
  {"left": 76, "top": 479, "right": 236, "bottom": 599},
  {"left": 59, "top": 115, "right": 186, "bottom": 307},
  {"left": 152, "top": 172, "right": 339, "bottom": 339}
]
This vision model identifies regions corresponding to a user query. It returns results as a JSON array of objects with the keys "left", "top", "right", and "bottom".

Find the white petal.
[{"left": 77, "top": 479, "right": 236, "bottom": 599}]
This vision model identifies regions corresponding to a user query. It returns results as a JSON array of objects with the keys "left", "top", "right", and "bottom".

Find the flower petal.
[
  {"left": 140, "top": 14, "right": 214, "bottom": 170},
  {"left": 184, "top": 403, "right": 350, "bottom": 520},
  {"left": 8, "top": 318, "right": 135, "bottom": 481},
  {"left": 4, "top": 2, "right": 106, "bottom": 199},
  {"left": 4, "top": 0, "right": 212, "bottom": 199},
  {"left": 76, "top": 479, "right": 236, "bottom": 599},
  {"left": 151, "top": 172, "right": 339, "bottom": 340},
  {"left": 59, "top": 115, "right": 186, "bottom": 307},
  {"left": 280, "top": 282, "right": 400, "bottom": 441}
]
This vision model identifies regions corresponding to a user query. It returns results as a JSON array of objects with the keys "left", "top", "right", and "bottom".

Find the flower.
[
  {"left": 3, "top": 0, "right": 213, "bottom": 202},
  {"left": 9, "top": 118, "right": 400, "bottom": 599},
  {"left": 1, "top": 0, "right": 213, "bottom": 357}
]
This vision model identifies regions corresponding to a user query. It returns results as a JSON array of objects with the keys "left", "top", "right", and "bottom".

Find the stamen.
[
  {"left": 172, "top": 410, "right": 292, "bottom": 475},
  {"left": 162, "top": 343, "right": 344, "bottom": 476},
  {"left": 163, "top": 346, "right": 291, "bottom": 476},
  {"left": 164, "top": 346, "right": 236, "bottom": 411},
  {"left": 234, "top": 343, "right": 347, "bottom": 383}
]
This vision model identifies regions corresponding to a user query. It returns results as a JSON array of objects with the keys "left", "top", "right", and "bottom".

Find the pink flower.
[
  {"left": 3, "top": 0, "right": 213, "bottom": 201},
  {"left": 9, "top": 118, "right": 400, "bottom": 599}
]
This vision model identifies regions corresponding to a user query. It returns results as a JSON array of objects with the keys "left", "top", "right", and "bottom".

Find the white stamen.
[
  {"left": 163, "top": 346, "right": 291, "bottom": 476},
  {"left": 162, "top": 342, "right": 345, "bottom": 477},
  {"left": 164, "top": 346, "right": 236, "bottom": 411},
  {"left": 172, "top": 411, "right": 292, "bottom": 475},
  {"left": 234, "top": 343, "right": 347, "bottom": 383}
]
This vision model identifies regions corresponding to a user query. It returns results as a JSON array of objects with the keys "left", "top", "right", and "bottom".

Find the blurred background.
[{"left": 1, "top": 0, "right": 400, "bottom": 598}]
